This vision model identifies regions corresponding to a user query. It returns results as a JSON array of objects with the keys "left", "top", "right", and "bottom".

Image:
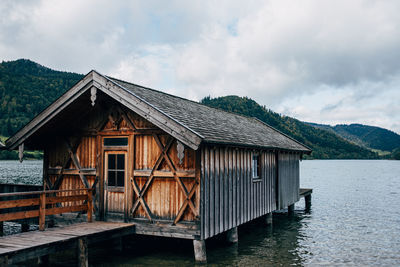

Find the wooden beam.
[
  {"left": 0, "top": 198, "right": 39, "bottom": 209},
  {"left": 39, "top": 193, "right": 46, "bottom": 231},
  {"left": 117, "top": 106, "right": 137, "bottom": 130},
  {"left": 0, "top": 210, "right": 39, "bottom": 222},
  {"left": 133, "top": 170, "right": 195, "bottom": 178},
  {"left": 48, "top": 168, "right": 96, "bottom": 176},
  {"left": 65, "top": 138, "right": 90, "bottom": 189}
]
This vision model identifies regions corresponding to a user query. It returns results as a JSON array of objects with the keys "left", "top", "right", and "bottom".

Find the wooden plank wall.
[
  {"left": 133, "top": 135, "right": 197, "bottom": 221},
  {"left": 48, "top": 136, "right": 97, "bottom": 207},
  {"left": 200, "top": 145, "right": 278, "bottom": 240},
  {"left": 277, "top": 152, "right": 300, "bottom": 209}
]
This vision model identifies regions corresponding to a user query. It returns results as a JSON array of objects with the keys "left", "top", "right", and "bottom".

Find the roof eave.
[{"left": 202, "top": 140, "right": 311, "bottom": 154}]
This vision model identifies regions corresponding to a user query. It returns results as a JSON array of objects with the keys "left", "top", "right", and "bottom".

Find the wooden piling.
[
  {"left": 37, "top": 255, "right": 49, "bottom": 267},
  {"left": 265, "top": 212, "right": 273, "bottom": 225},
  {"left": 305, "top": 194, "right": 312, "bottom": 210},
  {"left": 226, "top": 227, "right": 238, "bottom": 243},
  {"left": 113, "top": 236, "right": 123, "bottom": 252},
  {"left": 87, "top": 190, "right": 93, "bottom": 223},
  {"left": 193, "top": 239, "right": 207, "bottom": 263},
  {"left": 21, "top": 222, "right": 29, "bottom": 232},
  {"left": 288, "top": 204, "right": 294, "bottom": 216},
  {"left": 78, "top": 237, "right": 88, "bottom": 267}
]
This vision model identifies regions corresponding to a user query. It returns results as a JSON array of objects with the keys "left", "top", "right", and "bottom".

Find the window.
[
  {"left": 104, "top": 137, "right": 128, "bottom": 146},
  {"left": 252, "top": 153, "right": 261, "bottom": 180},
  {"left": 107, "top": 154, "right": 125, "bottom": 187}
]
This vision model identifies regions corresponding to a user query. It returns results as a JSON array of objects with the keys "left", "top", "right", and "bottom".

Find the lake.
[{"left": 0, "top": 160, "right": 399, "bottom": 266}]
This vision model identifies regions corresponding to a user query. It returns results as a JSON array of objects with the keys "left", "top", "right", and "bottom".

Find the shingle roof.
[{"left": 109, "top": 77, "right": 310, "bottom": 153}]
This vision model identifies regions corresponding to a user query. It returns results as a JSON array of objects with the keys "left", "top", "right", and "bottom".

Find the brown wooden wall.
[
  {"left": 200, "top": 145, "right": 301, "bottom": 240},
  {"left": 133, "top": 134, "right": 198, "bottom": 221},
  {"left": 44, "top": 96, "right": 199, "bottom": 225}
]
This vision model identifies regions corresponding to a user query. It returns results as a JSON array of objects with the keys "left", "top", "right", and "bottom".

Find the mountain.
[
  {"left": 0, "top": 59, "right": 83, "bottom": 136},
  {"left": 0, "top": 58, "right": 392, "bottom": 159},
  {"left": 308, "top": 123, "right": 400, "bottom": 153},
  {"left": 201, "top": 96, "right": 379, "bottom": 159}
]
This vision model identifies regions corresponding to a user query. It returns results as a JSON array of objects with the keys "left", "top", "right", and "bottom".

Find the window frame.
[
  {"left": 105, "top": 151, "right": 127, "bottom": 192},
  {"left": 252, "top": 152, "right": 262, "bottom": 182}
]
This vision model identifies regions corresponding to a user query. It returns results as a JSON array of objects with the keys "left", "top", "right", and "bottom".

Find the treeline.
[{"left": 201, "top": 96, "right": 379, "bottom": 159}]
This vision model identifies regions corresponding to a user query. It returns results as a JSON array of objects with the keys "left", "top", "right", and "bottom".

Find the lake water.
[{"left": 0, "top": 160, "right": 399, "bottom": 266}]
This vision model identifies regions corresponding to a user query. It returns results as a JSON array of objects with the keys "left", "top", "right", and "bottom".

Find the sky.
[{"left": 1, "top": 0, "right": 399, "bottom": 133}]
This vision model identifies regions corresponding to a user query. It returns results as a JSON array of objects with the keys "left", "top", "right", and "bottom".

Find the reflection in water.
[{"left": 85, "top": 213, "right": 309, "bottom": 266}]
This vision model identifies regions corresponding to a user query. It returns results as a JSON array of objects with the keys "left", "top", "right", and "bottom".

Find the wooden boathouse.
[{"left": 4, "top": 70, "right": 311, "bottom": 262}]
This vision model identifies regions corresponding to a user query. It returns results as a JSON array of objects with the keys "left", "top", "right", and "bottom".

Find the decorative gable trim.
[{"left": 6, "top": 71, "right": 203, "bottom": 150}]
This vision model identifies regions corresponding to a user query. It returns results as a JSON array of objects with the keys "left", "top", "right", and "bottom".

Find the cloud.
[{"left": 1, "top": 0, "right": 400, "bottom": 133}]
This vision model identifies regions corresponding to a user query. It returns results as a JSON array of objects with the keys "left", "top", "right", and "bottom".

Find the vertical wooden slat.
[
  {"left": 240, "top": 150, "right": 244, "bottom": 224},
  {"left": 232, "top": 149, "right": 237, "bottom": 228},
  {"left": 214, "top": 147, "right": 220, "bottom": 235},
  {"left": 209, "top": 147, "right": 215, "bottom": 237},
  {"left": 244, "top": 150, "right": 251, "bottom": 222},
  {"left": 228, "top": 149, "right": 233, "bottom": 229},
  {"left": 224, "top": 148, "right": 229, "bottom": 231},
  {"left": 204, "top": 146, "right": 209, "bottom": 239},
  {"left": 219, "top": 147, "right": 224, "bottom": 232}
]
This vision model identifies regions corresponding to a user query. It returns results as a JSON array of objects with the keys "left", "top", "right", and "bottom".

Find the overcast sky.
[{"left": 1, "top": 0, "right": 399, "bottom": 133}]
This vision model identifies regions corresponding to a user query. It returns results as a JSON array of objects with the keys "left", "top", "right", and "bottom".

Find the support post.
[
  {"left": 265, "top": 212, "right": 273, "bottom": 225},
  {"left": 0, "top": 256, "right": 8, "bottom": 266},
  {"left": 38, "top": 255, "right": 49, "bottom": 267},
  {"left": 193, "top": 240, "right": 207, "bottom": 263},
  {"left": 113, "top": 237, "right": 123, "bottom": 252},
  {"left": 78, "top": 237, "right": 88, "bottom": 267},
  {"left": 288, "top": 204, "right": 294, "bottom": 216},
  {"left": 39, "top": 192, "right": 46, "bottom": 231},
  {"left": 87, "top": 190, "right": 93, "bottom": 223},
  {"left": 305, "top": 194, "right": 312, "bottom": 210},
  {"left": 0, "top": 221, "right": 3, "bottom": 236},
  {"left": 21, "top": 222, "right": 29, "bottom": 232},
  {"left": 226, "top": 227, "right": 238, "bottom": 243}
]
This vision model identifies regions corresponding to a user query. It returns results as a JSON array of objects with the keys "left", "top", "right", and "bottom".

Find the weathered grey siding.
[
  {"left": 200, "top": 145, "right": 278, "bottom": 240},
  {"left": 277, "top": 153, "right": 300, "bottom": 209}
]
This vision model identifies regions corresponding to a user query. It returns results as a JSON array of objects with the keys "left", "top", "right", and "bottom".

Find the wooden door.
[{"left": 104, "top": 151, "right": 127, "bottom": 217}]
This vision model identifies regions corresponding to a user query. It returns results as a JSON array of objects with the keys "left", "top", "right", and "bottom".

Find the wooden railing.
[{"left": 0, "top": 188, "right": 93, "bottom": 231}]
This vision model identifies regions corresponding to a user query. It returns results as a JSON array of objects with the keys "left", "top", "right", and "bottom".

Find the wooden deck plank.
[{"left": 0, "top": 222, "right": 135, "bottom": 265}]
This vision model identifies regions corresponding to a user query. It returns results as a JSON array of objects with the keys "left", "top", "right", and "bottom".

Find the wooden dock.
[
  {"left": 300, "top": 188, "right": 313, "bottom": 210},
  {"left": 0, "top": 221, "right": 135, "bottom": 266}
]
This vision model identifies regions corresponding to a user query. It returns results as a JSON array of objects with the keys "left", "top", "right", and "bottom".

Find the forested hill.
[
  {"left": 0, "top": 58, "right": 389, "bottom": 159},
  {"left": 308, "top": 123, "right": 400, "bottom": 153},
  {"left": 201, "top": 96, "right": 379, "bottom": 159},
  {"left": 0, "top": 59, "right": 83, "bottom": 136}
]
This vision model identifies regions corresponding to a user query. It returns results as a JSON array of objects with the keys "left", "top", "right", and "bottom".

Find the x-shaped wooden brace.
[
  {"left": 130, "top": 136, "right": 174, "bottom": 221},
  {"left": 152, "top": 134, "right": 198, "bottom": 225}
]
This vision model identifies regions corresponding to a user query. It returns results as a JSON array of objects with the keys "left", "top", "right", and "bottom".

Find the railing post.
[
  {"left": 39, "top": 192, "right": 46, "bottom": 231},
  {"left": 87, "top": 189, "right": 93, "bottom": 223}
]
